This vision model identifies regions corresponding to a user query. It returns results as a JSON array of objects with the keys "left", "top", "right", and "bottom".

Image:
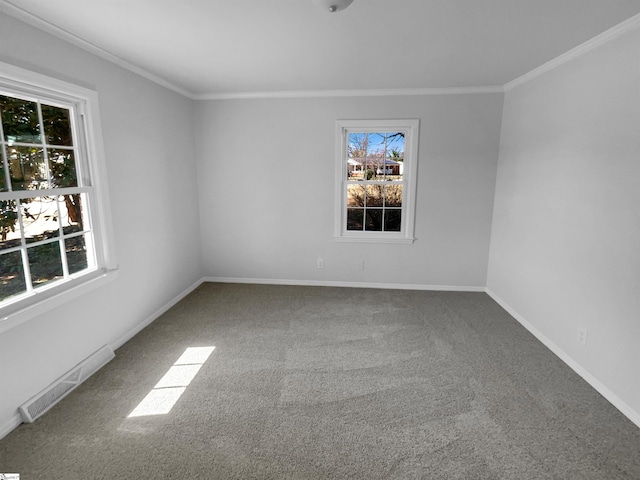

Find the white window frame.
[
  {"left": 334, "top": 119, "right": 419, "bottom": 243},
  {"left": 0, "top": 61, "right": 117, "bottom": 333}
]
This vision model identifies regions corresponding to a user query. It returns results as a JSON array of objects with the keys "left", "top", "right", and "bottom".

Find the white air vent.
[{"left": 19, "top": 345, "right": 115, "bottom": 423}]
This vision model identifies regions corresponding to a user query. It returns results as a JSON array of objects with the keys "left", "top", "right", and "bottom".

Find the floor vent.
[{"left": 19, "top": 345, "right": 115, "bottom": 423}]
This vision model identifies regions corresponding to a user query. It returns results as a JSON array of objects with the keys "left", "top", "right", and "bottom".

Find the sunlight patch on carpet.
[{"left": 128, "top": 346, "right": 215, "bottom": 417}]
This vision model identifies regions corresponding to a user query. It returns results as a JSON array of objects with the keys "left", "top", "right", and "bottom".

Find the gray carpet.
[{"left": 1, "top": 283, "right": 639, "bottom": 479}]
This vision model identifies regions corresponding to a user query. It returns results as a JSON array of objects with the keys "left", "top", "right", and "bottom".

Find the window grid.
[
  {"left": 0, "top": 90, "right": 96, "bottom": 305},
  {"left": 345, "top": 131, "right": 405, "bottom": 233},
  {"left": 336, "top": 119, "right": 419, "bottom": 243}
]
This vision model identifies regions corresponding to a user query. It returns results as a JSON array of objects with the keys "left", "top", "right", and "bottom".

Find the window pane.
[
  {"left": 0, "top": 250, "right": 26, "bottom": 301},
  {"left": 377, "top": 161, "right": 392, "bottom": 177},
  {"left": 347, "top": 159, "right": 364, "bottom": 180},
  {"left": 347, "top": 184, "right": 364, "bottom": 207},
  {"left": 366, "top": 133, "right": 385, "bottom": 157},
  {"left": 66, "top": 235, "right": 88, "bottom": 275},
  {"left": 41, "top": 104, "right": 73, "bottom": 146},
  {"left": 364, "top": 160, "right": 377, "bottom": 180},
  {"left": 48, "top": 149, "right": 77, "bottom": 187},
  {"left": 348, "top": 132, "right": 367, "bottom": 159},
  {"left": 365, "top": 185, "right": 384, "bottom": 207},
  {"left": 0, "top": 200, "right": 20, "bottom": 250},
  {"left": 365, "top": 157, "right": 379, "bottom": 172},
  {"left": 384, "top": 209, "right": 402, "bottom": 232},
  {"left": 7, "top": 146, "right": 47, "bottom": 190},
  {"left": 371, "top": 159, "right": 387, "bottom": 179},
  {"left": 28, "top": 241, "right": 63, "bottom": 288},
  {"left": 384, "top": 185, "right": 403, "bottom": 207},
  {"left": 387, "top": 134, "right": 404, "bottom": 181},
  {"left": 364, "top": 208, "right": 383, "bottom": 231},
  {"left": 346, "top": 208, "right": 363, "bottom": 230},
  {"left": 0, "top": 95, "right": 41, "bottom": 143},
  {"left": 59, "top": 194, "right": 85, "bottom": 233},
  {"left": 394, "top": 164, "right": 403, "bottom": 181},
  {"left": 21, "top": 196, "right": 60, "bottom": 243}
]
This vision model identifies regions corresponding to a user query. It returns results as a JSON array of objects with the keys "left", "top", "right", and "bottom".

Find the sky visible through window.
[{"left": 347, "top": 132, "right": 404, "bottom": 160}]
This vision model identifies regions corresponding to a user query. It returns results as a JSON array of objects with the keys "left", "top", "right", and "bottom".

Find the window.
[
  {"left": 0, "top": 62, "right": 116, "bottom": 330},
  {"left": 335, "top": 119, "right": 419, "bottom": 243}
]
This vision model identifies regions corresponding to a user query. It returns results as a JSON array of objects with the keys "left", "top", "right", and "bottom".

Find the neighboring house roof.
[
  {"left": 348, "top": 158, "right": 401, "bottom": 166},
  {"left": 382, "top": 159, "right": 401, "bottom": 165}
]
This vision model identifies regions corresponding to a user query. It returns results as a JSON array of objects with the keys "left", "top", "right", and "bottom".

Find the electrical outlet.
[
  {"left": 577, "top": 328, "right": 588, "bottom": 346},
  {"left": 317, "top": 258, "right": 324, "bottom": 269}
]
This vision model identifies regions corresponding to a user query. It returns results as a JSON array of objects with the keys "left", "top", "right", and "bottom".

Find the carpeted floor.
[{"left": 1, "top": 283, "right": 639, "bottom": 479}]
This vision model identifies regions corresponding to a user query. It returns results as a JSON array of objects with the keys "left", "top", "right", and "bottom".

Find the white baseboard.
[
  {"left": 202, "top": 276, "right": 486, "bottom": 292},
  {"left": 0, "top": 278, "right": 206, "bottom": 441},
  {"left": 485, "top": 288, "right": 640, "bottom": 429},
  {"left": 0, "top": 412, "right": 22, "bottom": 441},
  {"left": 5, "top": 278, "right": 633, "bottom": 442},
  {"left": 111, "top": 277, "right": 205, "bottom": 351}
]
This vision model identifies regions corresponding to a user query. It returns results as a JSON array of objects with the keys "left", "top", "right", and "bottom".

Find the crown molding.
[
  {"left": 505, "top": 12, "right": 640, "bottom": 91},
  {"left": 193, "top": 86, "right": 504, "bottom": 101},
  {"left": 0, "top": 0, "right": 194, "bottom": 98},
  {"left": 2, "top": 0, "right": 638, "bottom": 100},
  {"left": 0, "top": 0, "right": 502, "bottom": 100}
]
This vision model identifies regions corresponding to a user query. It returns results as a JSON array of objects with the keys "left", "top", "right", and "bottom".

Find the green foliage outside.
[{"left": 0, "top": 200, "right": 18, "bottom": 241}]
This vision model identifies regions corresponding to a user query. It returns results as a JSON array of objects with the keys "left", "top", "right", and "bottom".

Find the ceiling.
[{"left": 1, "top": 0, "right": 640, "bottom": 98}]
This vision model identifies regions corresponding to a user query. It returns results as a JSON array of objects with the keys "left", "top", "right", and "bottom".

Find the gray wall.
[
  {"left": 195, "top": 94, "right": 503, "bottom": 288},
  {"left": 0, "top": 13, "right": 203, "bottom": 433},
  {"left": 487, "top": 27, "right": 640, "bottom": 419}
]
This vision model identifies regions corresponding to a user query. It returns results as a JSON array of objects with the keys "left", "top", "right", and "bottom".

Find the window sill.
[
  {"left": 334, "top": 235, "right": 415, "bottom": 244},
  {"left": 0, "top": 268, "right": 118, "bottom": 334}
]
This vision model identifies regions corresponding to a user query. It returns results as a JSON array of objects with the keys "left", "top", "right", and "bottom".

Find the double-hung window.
[
  {"left": 335, "top": 119, "right": 419, "bottom": 243},
  {"left": 0, "top": 62, "right": 115, "bottom": 330}
]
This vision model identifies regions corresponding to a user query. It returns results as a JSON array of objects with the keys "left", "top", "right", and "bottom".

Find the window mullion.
[
  {"left": 20, "top": 248, "right": 34, "bottom": 294},
  {"left": 36, "top": 101, "right": 53, "bottom": 189},
  {"left": 0, "top": 117, "right": 10, "bottom": 192},
  {"left": 363, "top": 132, "right": 369, "bottom": 232},
  {"left": 16, "top": 204, "right": 34, "bottom": 294},
  {"left": 74, "top": 109, "right": 89, "bottom": 187},
  {"left": 342, "top": 130, "right": 347, "bottom": 235},
  {"left": 59, "top": 238, "right": 69, "bottom": 278},
  {"left": 55, "top": 195, "right": 70, "bottom": 278},
  {"left": 0, "top": 186, "right": 90, "bottom": 202}
]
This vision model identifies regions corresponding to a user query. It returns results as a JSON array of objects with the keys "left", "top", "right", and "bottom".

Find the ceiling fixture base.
[{"left": 312, "top": 0, "right": 354, "bottom": 13}]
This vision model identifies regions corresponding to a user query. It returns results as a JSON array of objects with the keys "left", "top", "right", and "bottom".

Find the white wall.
[
  {"left": 487, "top": 27, "right": 640, "bottom": 421},
  {"left": 195, "top": 94, "right": 503, "bottom": 288},
  {"left": 0, "top": 13, "right": 203, "bottom": 434},
  {"left": 4, "top": 3, "right": 636, "bottom": 441}
]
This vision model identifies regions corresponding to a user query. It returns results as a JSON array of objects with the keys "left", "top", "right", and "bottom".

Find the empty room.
[{"left": 1, "top": 0, "right": 639, "bottom": 478}]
